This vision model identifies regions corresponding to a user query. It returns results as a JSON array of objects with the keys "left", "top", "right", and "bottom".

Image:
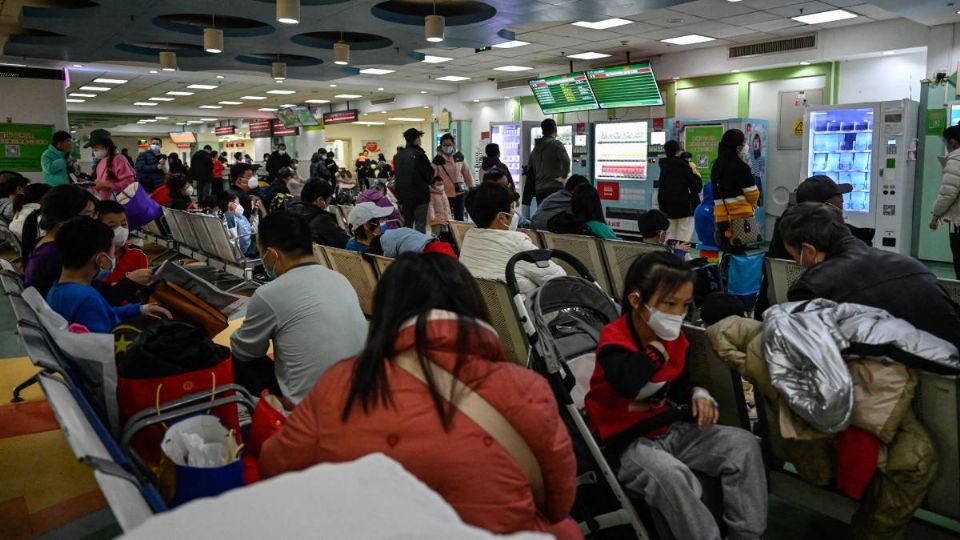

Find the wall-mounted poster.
[
  {"left": 683, "top": 124, "right": 723, "bottom": 180},
  {"left": 0, "top": 123, "right": 53, "bottom": 171},
  {"left": 364, "top": 141, "right": 381, "bottom": 154}
]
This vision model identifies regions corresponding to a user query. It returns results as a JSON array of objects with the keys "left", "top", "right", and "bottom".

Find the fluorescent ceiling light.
[
  {"left": 567, "top": 52, "right": 611, "bottom": 60},
  {"left": 792, "top": 9, "right": 857, "bottom": 25},
  {"left": 305, "top": 99, "right": 330, "bottom": 104},
  {"left": 65, "top": 99, "right": 86, "bottom": 103},
  {"left": 166, "top": 91, "right": 194, "bottom": 96},
  {"left": 882, "top": 50, "right": 894, "bottom": 55},
  {"left": 134, "top": 102, "right": 158, "bottom": 106},
  {"left": 93, "top": 78, "right": 127, "bottom": 84},
  {"left": 187, "top": 84, "right": 218, "bottom": 90},
  {"left": 388, "top": 117, "right": 425, "bottom": 122},
  {"left": 149, "top": 70, "right": 159, "bottom": 74},
  {"left": 359, "top": 68, "right": 395, "bottom": 75},
  {"left": 176, "top": 122, "right": 188, "bottom": 126},
  {"left": 69, "top": 93, "right": 96, "bottom": 98},
  {"left": 280, "top": 104, "right": 296, "bottom": 107},
  {"left": 241, "top": 96, "right": 266, "bottom": 100},
  {"left": 218, "top": 101, "right": 243, "bottom": 105},
  {"left": 258, "top": 108, "right": 279, "bottom": 112},
  {"left": 200, "top": 118, "right": 218, "bottom": 121},
  {"left": 79, "top": 86, "right": 110, "bottom": 91},
  {"left": 731, "top": 69, "right": 741, "bottom": 73},
  {"left": 420, "top": 90, "right": 428, "bottom": 94},
  {"left": 335, "top": 94, "right": 363, "bottom": 99},
  {"left": 149, "top": 97, "right": 175, "bottom": 101},
  {"left": 491, "top": 40, "right": 529, "bottom": 49},
  {"left": 354, "top": 121, "right": 385, "bottom": 126},
  {"left": 155, "top": 116, "right": 169, "bottom": 120},
  {"left": 473, "top": 99, "right": 480, "bottom": 103},
  {"left": 660, "top": 34, "right": 715, "bottom": 45},
  {"left": 421, "top": 55, "right": 452, "bottom": 64},
  {"left": 799, "top": 61, "right": 811, "bottom": 65},
  {"left": 216, "top": 75, "right": 224, "bottom": 79},
  {"left": 266, "top": 89, "right": 296, "bottom": 94},
  {"left": 572, "top": 18, "right": 632, "bottom": 30},
  {"left": 186, "top": 120, "right": 204, "bottom": 124},
  {"left": 493, "top": 65, "right": 533, "bottom": 72},
  {"left": 436, "top": 75, "right": 470, "bottom": 82},
  {"left": 141, "top": 119, "right": 158, "bottom": 123},
  {"left": 199, "top": 105, "right": 222, "bottom": 109},
  {"left": 72, "top": 64, "right": 83, "bottom": 68},
  {"left": 377, "top": 87, "right": 384, "bottom": 91},
  {"left": 328, "top": 84, "right": 337, "bottom": 87}
]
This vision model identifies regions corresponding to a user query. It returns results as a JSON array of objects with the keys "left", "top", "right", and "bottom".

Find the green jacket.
[{"left": 41, "top": 145, "right": 69, "bottom": 186}]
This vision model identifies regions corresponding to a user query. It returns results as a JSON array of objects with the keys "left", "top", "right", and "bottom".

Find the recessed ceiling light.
[
  {"left": 155, "top": 116, "right": 169, "bottom": 120},
  {"left": 72, "top": 64, "right": 83, "bottom": 68},
  {"left": 79, "top": 86, "right": 111, "bottom": 91},
  {"left": 199, "top": 105, "right": 222, "bottom": 109},
  {"left": 200, "top": 118, "right": 218, "bottom": 121},
  {"left": 572, "top": 18, "right": 632, "bottom": 30},
  {"left": 65, "top": 99, "right": 86, "bottom": 103},
  {"left": 567, "top": 52, "right": 612, "bottom": 60},
  {"left": 882, "top": 50, "right": 894, "bottom": 56},
  {"left": 388, "top": 117, "right": 425, "bottom": 122},
  {"left": 149, "top": 97, "right": 175, "bottom": 101},
  {"left": 240, "top": 96, "right": 266, "bottom": 100},
  {"left": 218, "top": 101, "right": 243, "bottom": 105},
  {"left": 731, "top": 69, "right": 741, "bottom": 73},
  {"left": 186, "top": 120, "right": 204, "bottom": 124},
  {"left": 661, "top": 34, "right": 715, "bottom": 45},
  {"left": 792, "top": 9, "right": 857, "bottom": 25},
  {"left": 491, "top": 40, "right": 530, "bottom": 49},
  {"left": 280, "top": 104, "right": 296, "bottom": 107},
  {"left": 305, "top": 99, "right": 331, "bottom": 104},
  {"left": 167, "top": 91, "right": 194, "bottom": 96},
  {"left": 258, "top": 108, "right": 279, "bottom": 112},
  {"left": 473, "top": 99, "right": 480, "bottom": 103},
  {"left": 799, "top": 61, "right": 811, "bottom": 65},
  {"left": 266, "top": 89, "right": 296, "bottom": 94},
  {"left": 328, "top": 84, "right": 337, "bottom": 87},
  {"left": 359, "top": 68, "right": 396, "bottom": 75},
  {"left": 436, "top": 75, "right": 470, "bottom": 82},
  {"left": 69, "top": 93, "right": 96, "bottom": 98},
  {"left": 187, "top": 84, "right": 218, "bottom": 90},
  {"left": 420, "top": 90, "right": 428, "bottom": 94},
  {"left": 493, "top": 65, "right": 533, "bottom": 72},
  {"left": 335, "top": 94, "right": 363, "bottom": 99},
  {"left": 93, "top": 78, "right": 128, "bottom": 84},
  {"left": 421, "top": 55, "right": 452, "bottom": 64},
  {"left": 377, "top": 87, "right": 384, "bottom": 91},
  {"left": 423, "top": 106, "right": 430, "bottom": 109},
  {"left": 381, "top": 111, "right": 387, "bottom": 114},
  {"left": 141, "top": 119, "right": 158, "bottom": 123},
  {"left": 149, "top": 70, "right": 159, "bottom": 74},
  {"left": 727, "top": 0, "right": 742, "bottom": 2},
  {"left": 216, "top": 75, "right": 224, "bottom": 79},
  {"left": 353, "top": 121, "right": 385, "bottom": 126},
  {"left": 671, "top": 76, "right": 680, "bottom": 80},
  {"left": 134, "top": 102, "right": 158, "bottom": 106}
]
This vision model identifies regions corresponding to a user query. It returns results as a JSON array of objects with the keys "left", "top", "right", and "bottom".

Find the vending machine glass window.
[
  {"left": 594, "top": 122, "right": 648, "bottom": 181},
  {"left": 530, "top": 125, "right": 574, "bottom": 160},
  {"left": 490, "top": 123, "right": 522, "bottom": 181},
  {"left": 808, "top": 108, "right": 873, "bottom": 213}
]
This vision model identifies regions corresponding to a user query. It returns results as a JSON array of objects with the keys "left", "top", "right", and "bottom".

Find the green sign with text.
[
  {"left": 0, "top": 123, "right": 53, "bottom": 172},
  {"left": 684, "top": 124, "right": 724, "bottom": 180}
]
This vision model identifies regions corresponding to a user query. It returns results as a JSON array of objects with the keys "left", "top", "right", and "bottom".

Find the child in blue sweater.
[{"left": 46, "top": 216, "right": 170, "bottom": 333}]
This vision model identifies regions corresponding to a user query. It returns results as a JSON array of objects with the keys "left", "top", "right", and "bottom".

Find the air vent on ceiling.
[
  {"left": 729, "top": 34, "right": 816, "bottom": 59},
  {"left": 497, "top": 77, "right": 530, "bottom": 90},
  {"left": 371, "top": 96, "right": 395, "bottom": 105}
]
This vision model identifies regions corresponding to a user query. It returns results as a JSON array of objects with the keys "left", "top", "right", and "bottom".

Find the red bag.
[
  {"left": 118, "top": 354, "right": 240, "bottom": 466},
  {"left": 247, "top": 391, "right": 290, "bottom": 458}
]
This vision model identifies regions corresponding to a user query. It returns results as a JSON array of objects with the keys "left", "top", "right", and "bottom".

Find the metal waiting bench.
[
  {"left": 474, "top": 277, "right": 529, "bottom": 366},
  {"left": 540, "top": 232, "right": 614, "bottom": 295},
  {"left": 316, "top": 245, "right": 379, "bottom": 316}
]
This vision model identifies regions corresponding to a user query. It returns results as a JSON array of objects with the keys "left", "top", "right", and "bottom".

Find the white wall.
[
  {"left": 837, "top": 51, "right": 926, "bottom": 104},
  {"left": 0, "top": 69, "right": 69, "bottom": 182},
  {"left": 676, "top": 85, "right": 739, "bottom": 120},
  {"left": 322, "top": 121, "right": 433, "bottom": 166}
]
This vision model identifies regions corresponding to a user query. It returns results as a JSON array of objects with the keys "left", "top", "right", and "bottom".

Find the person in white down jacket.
[{"left": 931, "top": 125, "right": 960, "bottom": 278}]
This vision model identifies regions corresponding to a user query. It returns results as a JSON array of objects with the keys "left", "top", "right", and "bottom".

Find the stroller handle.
[{"left": 505, "top": 249, "right": 596, "bottom": 296}]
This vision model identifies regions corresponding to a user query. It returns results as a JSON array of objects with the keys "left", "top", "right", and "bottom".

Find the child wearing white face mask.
[
  {"left": 585, "top": 252, "right": 767, "bottom": 540},
  {"left": 94, "top": 200, "right": 152, "bottom": 306}
]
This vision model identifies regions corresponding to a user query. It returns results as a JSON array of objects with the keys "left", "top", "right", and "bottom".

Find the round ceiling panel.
[
  {"left": 236, "top": 53, "right": 323, "bottom": 67},
  {"left": 292, "top": 31, "right": 393, "bottom": 51},
  {"left": 153, "top": 14, "right": 274, "bottom": 37},
  {"left": 371, "top": 0, "right": 496, "bottom": 26},
  {"left": 116, "top": 42, "right": 213, "bottom": 58}
]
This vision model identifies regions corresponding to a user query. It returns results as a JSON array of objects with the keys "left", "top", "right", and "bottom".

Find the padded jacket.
[
  {"left": 260, "top": 311, "right": 580, "bottom": 539},
  {"left": 287, "top": 201, "right": 350, "bottom": 248},
  {"left": 134, "top": 150, "right": 165, "bottom": 190},
  {"left": 528, "top": 136, "right": 571, "bottom": 196},
  {"left": 933, "top": 147, "right": 960, "bottom": 224},
  {"left": 40, "top": 144, "right": 70, "bottom": 186},
  {"left": 394, "top": 144, "right": 435, "bottom": 207},
  {"left": 657, "top": 156, "right": 703, "bottom": 219}
]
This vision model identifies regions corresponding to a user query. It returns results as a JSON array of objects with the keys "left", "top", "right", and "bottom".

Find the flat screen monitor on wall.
[
  {"left": 950, "top": 103, "right": 960, "bottom": 127},
  {"left": 276, "top": 107, "right": 301, "bottom": 128},
  {"left": 528, "top": 72, "right": 599, "bottom": 114},
  {"left": 292, "top": 105, "right": 319, "bottom": 126},
  {"left": 168, "top": 132, "right": 197, "bottom": 144},
  {"left": 586, "top": 62, "right": 664, "bottom": 109}
]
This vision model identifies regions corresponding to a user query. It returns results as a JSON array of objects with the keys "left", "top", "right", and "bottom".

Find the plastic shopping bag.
[{"left": 160, "top": 415, "right": 245, "bottom": 506}]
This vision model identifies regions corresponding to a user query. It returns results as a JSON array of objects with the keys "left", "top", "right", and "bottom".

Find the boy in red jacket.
[{"left": 95, "top": 200, "right": 152, "bottom": 305}]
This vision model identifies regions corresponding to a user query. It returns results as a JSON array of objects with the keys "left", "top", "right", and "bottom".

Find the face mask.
[
  {"left": 93, "top": 149, "right": 107, "bottom": 160},
  {"left": 151, "top": 144, "right": 160, "bottom": 153},
  {"left": 500, "top": 212, "right": 519, "bottom": 231},
  {"left": 645, "top": 304, "right": 685, "bottom": 341},
  {"left": 278, "top": 150, "right": 286, "bottom": 155},
  {"left": 95, "top": 253, "right": 115, "bottom": 281},
  {"left": 247, "top": 177, "right": 259, "bottom": 190},
  {"left": 234, "top": 203, "right": 244, "bottom": 216},
  {"left": 186, "top": 185, "right": 195, "bottom": 197},
  {"left": 112, "top": 226, "right": 129, "bottom": 247},
  {"left": 264, "top": 249, "right": 279, "bottom": 280},
  {"left": 442, "top": 145, "right": 454, "bottom": 155}
]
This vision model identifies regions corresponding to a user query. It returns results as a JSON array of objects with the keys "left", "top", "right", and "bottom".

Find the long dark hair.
[
  {"left": 21, "top": 184, "right": 93, "bottom": 260},
  {"left": 12, "top": 183, "right": 50, "bottom": 213},
  {"left": 571, "top": 183, "right": 605, "bottom": 223},
  {"left": 342, "top": 253, "right": 492, "bottom": 430},
  {"left": 620, "top": 252, "right": 694, "bottom": 316},
  {"left": 710, "top": 129, "right": 746, "bottom": 184}
]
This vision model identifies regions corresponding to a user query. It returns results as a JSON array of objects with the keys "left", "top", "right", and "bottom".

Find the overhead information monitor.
[
  {"left": 587, "top": 62, "right": 664, "bottom": 108},
  {"left": 528, "top": 72, "right": 599, "bottom": 114}
]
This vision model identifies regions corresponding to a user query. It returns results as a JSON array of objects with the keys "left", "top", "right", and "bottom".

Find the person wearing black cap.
[
  {"left": 393, "top": 127, "right": 435, "bottom": 232},
  {"left": 754, "top": 175, "right": 873, "bottom": 318}
]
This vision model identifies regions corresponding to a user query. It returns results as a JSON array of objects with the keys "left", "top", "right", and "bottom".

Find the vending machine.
[
  {"left": 592, "top": 120, "right": 653, "bottom": 233},
  {"left": 490, "top": 122, "right": 538, "bottom": 187},
  {"left": 801, "top": 99, "right": 918, "bottom": 255}
]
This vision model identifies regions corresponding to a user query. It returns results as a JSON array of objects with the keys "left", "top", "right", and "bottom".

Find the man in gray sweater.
[
  {"left": 231, "top": 212, "right": 367, "bottom": 403},
  {"left": 527, "top": 118, "right": 571, "bottom": 204}
]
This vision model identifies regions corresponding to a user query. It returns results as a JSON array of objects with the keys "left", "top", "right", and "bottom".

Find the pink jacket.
[
  {"left": 260, "top": 311, "right": 580, "bottom": 539},
  {"left": 95, "top": 154, "right": 136, "bottom": 200},
  {"left": 428, "top": 185, "right": 452, "bottom": 225},
  {"left": 433, "top": 154, "right": 475, "bottom": 198}
]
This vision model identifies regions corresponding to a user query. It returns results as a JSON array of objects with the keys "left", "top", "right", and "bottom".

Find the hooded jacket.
[
  {"left": 480, "top": 156, "right": 516, "bottom": 190},
  {"left": 933, "top": 147, "right": 960, "bottom": 224},
  {"left": 259, "top": 311, "right": 579, "bottom": 538},
  {"left": 762, "top": 299, "right": 959, "bottom": 435},
  {"left": 657, "top": 156, "right": 703, "bottom": 219},
  {"left": 528, "top": 136, "right": 571, "bottom": 197},
  {"left": 428, "top": 184, "right": 452, "bottom": 226},
  {"left": 287, "top": 201, "right": 350, "bottom": 249},
  {"left": 394, "top": 144, "right": 435, "bottom": 207}
]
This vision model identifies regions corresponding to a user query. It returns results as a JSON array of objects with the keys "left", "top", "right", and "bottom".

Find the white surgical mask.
[
  {"left": 645, "top": 304, "right": 685, "bottom": 341},
  {"left": 150, "top": 144, "right": 160, "bottom": 152},
  {"left": 186, "top": 185, "right": 195, "bottom": 197},
  {"left": 112, "top": 226, "right": 129, "bottom": 247},
  {"left": 247, "top": 177, "right": 259, "bottom": 190},
  {"left": 278, "top": 150, "right": 286, "bottom": 155},
  {"left": 94, "top": 149, "right": 107, "bottom": 159},
  {"left": 233, "top": 203, "right": 244, "bottom": 216}
]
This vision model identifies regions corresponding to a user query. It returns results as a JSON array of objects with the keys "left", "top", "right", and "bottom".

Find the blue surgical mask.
[
  {"left": 264, "top": 249, "right": 278, "bottom": 280},
  {"left": 151, "top": 144, "right": 161, "bottom": 153},
  {"left": 442, "top": 145, "right": 454, "bottom": 155},
  {"left": 94, "top": 253, "right": 115, "bottom": 281}
]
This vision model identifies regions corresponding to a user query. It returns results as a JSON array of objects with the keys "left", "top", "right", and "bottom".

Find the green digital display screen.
[
  {"left": 528, "top": 72, "right": 599, "bottom": 114},
  {"left": 586, "top": 62, "right": 664, "bottom": 109}
]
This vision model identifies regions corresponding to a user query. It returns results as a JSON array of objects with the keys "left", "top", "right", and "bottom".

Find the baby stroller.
[{"left": 505, "top": 250, "right": 651, "bottom": 539}]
